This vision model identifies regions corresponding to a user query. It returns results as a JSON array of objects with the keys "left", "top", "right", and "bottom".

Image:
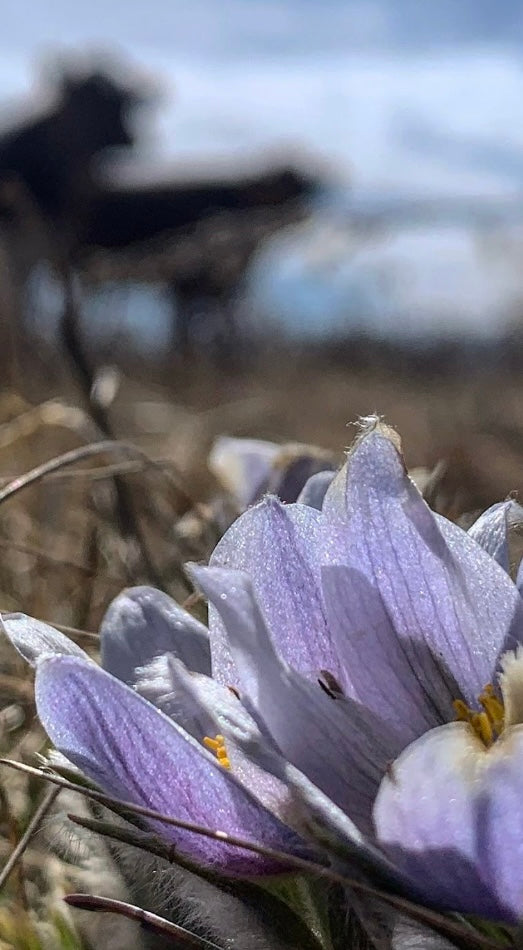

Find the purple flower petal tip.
[
  {"left": 35, "top": 655, "right": 306, "bottom": 875},
  {"left": 1, "top": 612, "right": 87, "bottom": 666},
  {"left": 100, "top": 585, "right": 211, "bottom": 684}
]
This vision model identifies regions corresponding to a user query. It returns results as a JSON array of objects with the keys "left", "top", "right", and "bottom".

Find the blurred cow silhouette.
[
  {"left": 0, "top": 70, "right": 139, "bottom": 226},
  {"left": 79, "top": 162, "right": 319, "bottom": 356},
  {"left": 0, "top": 61, "right": 144, "bottom": 352},
  {"left": 0, "top": 57, "right": 320, "bottom": 368}
]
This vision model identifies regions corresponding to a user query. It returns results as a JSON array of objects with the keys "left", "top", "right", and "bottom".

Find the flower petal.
[
  {"left": 207, "top": 497, "right": 339, "bottom": 684},
  {"left": 321, "top": 566, "right": 446, "bottom": 743},
  {"left": 100, "top": 586, "right": 211, "bottom": 684},
  {"left": 35, "top": 655, "right": 305, "bottom": 875},
  {"left": 271, "top": 451, "right": 336, "bottom": 504},
  {"left": 373, "top": 722, "right": 518, "bottom": 921},
  {"left": 209, "top": 436, "right": 280, "bottom": 507},
  {"left": 191, "top": 565, "right": 403, "bottom": 836},
  {"left": 1, "top": 612, "right": 87, "bottom": 666},
  {"left": 477, "top": 727, "right": 523, "bottom": 923},
  {"left": 136, "top": 653, "right": 290, "bottom": 820},
  {"left": 296, "top": 471, "right": 336, "bottom": 510},
  {"left": 467, "top": 501, "right": 520, "bottom": 572},
  {"left": 217, "top": 700, "right": 405, "bottom": 888},
  {"left": 321, "top": 427, "right": 523, "bottom": 707},
  {"left": 517, "top": 559, "right": 523, "bottom": 596}
]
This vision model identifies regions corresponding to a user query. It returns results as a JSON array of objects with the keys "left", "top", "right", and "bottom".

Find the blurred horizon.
[
  {"left": 4, "top": 0, "right": 523, "bottom": 345},
  {"left": 3, "top": 1, "right": 523, "bottom": 193}
]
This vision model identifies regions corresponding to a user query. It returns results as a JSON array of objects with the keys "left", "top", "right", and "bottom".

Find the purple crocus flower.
[
  {"left": 2, "top": 599, "right": 312, "bottom": 877},
  {"left": 186, "top": 421, "right": 523, "bottom": 923},
  {"left": 209, "top": 434, "right": 336, "bottom": 507},
  {"left": 5, "top": 419, "right": 523, "bottom": 927}
]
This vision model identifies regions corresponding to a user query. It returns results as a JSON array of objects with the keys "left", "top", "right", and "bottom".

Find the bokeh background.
[
  {"left": 0, "top": 2, "right": 522, "bottom": 493},
  {"left": 6, "top": 1, "right": 523, "bottom": 350},
  {"left": 1, "top": 6, "right": 523, "bottom": 945}
]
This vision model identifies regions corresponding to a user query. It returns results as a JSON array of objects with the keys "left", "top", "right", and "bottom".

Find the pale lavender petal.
[
  {"left": 209, "top": 436, "right": 280, "bottom": 508},
  {"left": 219, "top": 705, "right": 405, "bottom": 887},
  {"left": 1, "top": 612, "right": 87, "bottom": 666},
  {"left": 136, "top": 653, "right": 289, "bottom": 816},
  {"left": 373, "top": 723, "right": 513, "bottom": 921},
  {"left": 296, "top": 470, "right": 336, "bottom": 510},
  {"left": 467, "top": 501, "right": 518, "bottom": 572},
  {"left": 208, "top": 497, "right": 339, "bottom": 685},
  {"left": 321, "top": 429, "right": 523, "bottom": 708},
  {"left": 100, "top": 586, "right": 210, "bottom": 684},
  {"left": 35, "top": 656, "right": 306, "bottom": 875},
  {"left": 270, "top": 453, "right": 336, "bottom": 504},
  {"left": 516, "top": 558, "right": 523, "bottom": 596},
  {"left": 473, "top": 727, "right": 523, "bottom": 922},
  {"left": 321, "top": 566, "right": 447, "bottom": 742},
  {"left": 191, "top": 565, "right": 403, "bottom": 837},
  {"left": 158, "top": 656, "right": 294, "bottom": 820}
]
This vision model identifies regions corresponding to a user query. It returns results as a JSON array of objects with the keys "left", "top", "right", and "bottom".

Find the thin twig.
[
  {"left": 0, "top": 440, "right": 202, "bottom": 591},
  {"left": 0, "top": 441, "right": 140, "bottom": 506},
  {"left": 0, "top": 455, "right": 205, "bottom": 511},
  {"left": 0, "top": 787, "right": 60, "bottom": 890},
  {"left": 65, "top": 894, "right": 221, "bottom": 947},
  {"left": 50, "top": 621, "right": 99, "bottom": 643},
  {"left": 0, "top": 759, "right": 505, "bottom": 949},
  {"left": 0, "top": 612, "right": 99, "bottom": 644}
]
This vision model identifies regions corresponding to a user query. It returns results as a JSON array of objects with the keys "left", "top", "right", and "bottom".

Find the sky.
[
  {"left": 2, "top": 0, "right": 523, "bottom": 197},
  {"left": 5, "top": 0, "right": 523, "bottom": 342}
]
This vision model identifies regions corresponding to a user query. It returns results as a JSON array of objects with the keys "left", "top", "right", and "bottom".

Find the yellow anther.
[
  {"left": 453, "top": 684, "right": 505, "bottom": 747},
  {"left": 479, "top": 684, "right": 505, "bottom": 734},
  {"left": 203, "top": 737, "right": 220, "bottom": 752},
  {"left": 202, "top": 733, "right": 231, "bottom": 769},
  {"left": 453, "top": 699, "right": 470, "bottom": 723},
  {"left": 472, "top": 711, "right": 493, "bottom": 747}
]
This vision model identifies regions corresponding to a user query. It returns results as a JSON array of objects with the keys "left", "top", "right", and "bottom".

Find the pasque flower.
[
  {"left": 2, "top": 606, "right": 311, "bottom": 877},
  {"left": 5, "top": 419, "right": 523, "bottom": 926}
]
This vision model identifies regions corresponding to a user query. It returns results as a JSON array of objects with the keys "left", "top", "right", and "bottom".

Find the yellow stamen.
[
  {"left": 452, "top": 683, "right": 505, "bottom": 747},
  {"left": 479, "top": 684, "right": 505, "bottom": 734},
  {"left": 202, "top": 733, "right": 231, "bottom": 769},
  {"left": 453, "top": 699, "right": 470, "bottom": 723},
  {"left": 203, "top": 737, "right": 220, "bottom": 751}
]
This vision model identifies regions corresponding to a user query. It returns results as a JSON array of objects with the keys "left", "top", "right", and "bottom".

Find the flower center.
[
  {"left": 453, "top": 684, "right": 505, "bottom": 747},
  {"left": 202, "top": 733, "right": 231, "bottom": 769}
]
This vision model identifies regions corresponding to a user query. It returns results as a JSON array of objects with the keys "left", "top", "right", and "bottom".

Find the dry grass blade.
[
  {"left": 47, "top": 622, "right": 99, "bottom": 644},
  {"left": 0, "top": 787, "right": 60, "bottom": 890},
  {"left": 0, "top": 439, "right": 212, "bottom": 591},
  {"left": 0, "top": 759, "right": 507, "bottom": 949},
  {"left": 65, "top": 894, "right": 222, "bottom": 947},
  {"left": 0, "top": 439, "right": 173, "bottom": 591},
  {"left": 0, "top": 441, "right": 130, "bottom": 506},
  {"left": 0, "top": 435, "right": 211, "bottom": 521}
]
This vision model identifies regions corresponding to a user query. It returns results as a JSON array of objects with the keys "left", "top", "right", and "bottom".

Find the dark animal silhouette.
[
  {"left": 0, "top": 69, "right": 140, "bottom": 230},
  {"left": 0, "top": 64, "right": 143, "bottom": 362},
  {"left": 0, "top": 61, "right": 320, "bottom": 361},
  {"left": 78, "top": 164, "right": 320, "bottom": 355},
  {"left": 80, "top": 166, "right": 317, "bottom": 248},
  {"left": 0, "top": 68, "right": 164, "bottom": 586}
]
